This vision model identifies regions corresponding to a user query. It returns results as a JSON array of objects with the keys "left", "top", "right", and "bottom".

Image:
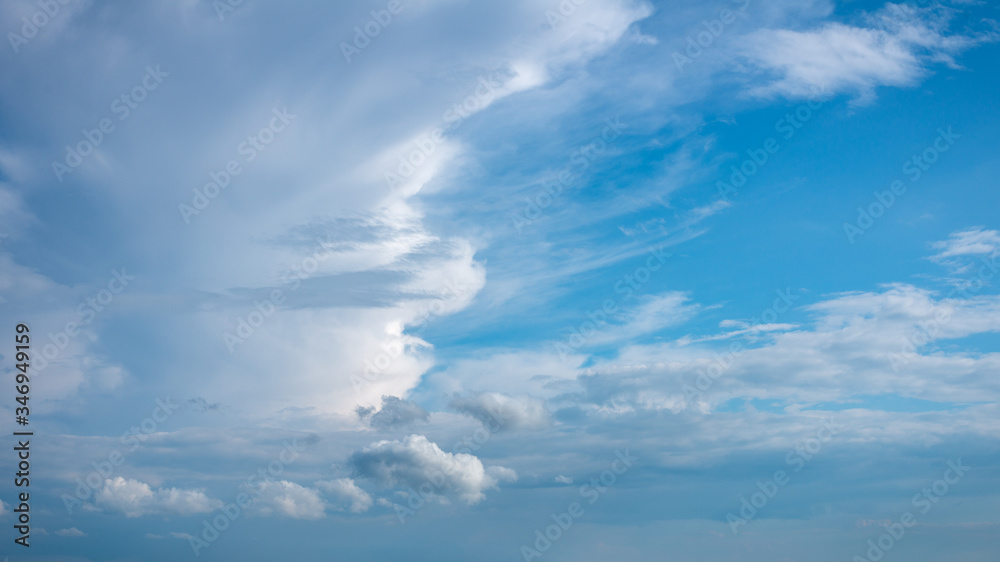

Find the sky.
[{"left": 1, "top": 0, "right": 999, "bottom": 560}]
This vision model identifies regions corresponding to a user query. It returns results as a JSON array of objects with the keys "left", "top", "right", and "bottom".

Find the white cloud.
[
  {"left": 317, "top": 478, "right": 373, "bottom": 513},
  {"left": 930, "top": 227, "right": 1000, "bottom": 272},
  {"left": 575, "top": 284, "right": 1000, "bottom": 414},
  {"left": 585, "top": 292, "right": 700, "bottom": 346},
  {"left": 742, "top": 4, "right": 998, "bottom": 102},
  {"left": 241, "top": 480, "right": 327, "bottom": 520},
  {"left": 0, "top": 0, "right": 659, "bottom": 425},
  {"left": 450, "top": 392, "right": 551, "bottom": 432},
  {"left": 350, "top": 434, "right": 516, "bottom": 505},
  {"left": 94, "top": 477, "right": 221, "bottom": 518},
  {"left": 55, "top": 527, "right": 86, "bottom": 537},
  {"left": 509, "top": 0, "right": 654, "bottom": 91}
]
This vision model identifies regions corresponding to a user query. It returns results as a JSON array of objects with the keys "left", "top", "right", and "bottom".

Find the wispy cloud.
[{"left": 741, "top": 4, "right": 998, "bottom": 102}]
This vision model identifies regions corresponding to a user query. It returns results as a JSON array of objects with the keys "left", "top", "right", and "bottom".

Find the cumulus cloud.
[
  {"left": 450, "top": 392, "right": 551, "bottom": 432},
  {"left": 241, "top": 480, "right": 327, "bottom": 520},
  {"left": 357, "top": 395, "right": 429, "bottom": 430},
  {"left": 742, "top": 4, "right": 999, "bottom": 102},
  {"left": 94, "top": 477, "right": 221, "bottom": 518},
  {"left": 349, "top": 434, "right": 516, "bottom": 505},
  {"left": 316, "top": 478, "right": 374, "bottom": 513},
  {"left": 55, "top": 527, "right": 86, "bottom": 537}
]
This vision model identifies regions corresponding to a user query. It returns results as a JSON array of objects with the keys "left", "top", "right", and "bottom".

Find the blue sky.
[{"left": 1, "top": 0, "right": 999, "bottom": 560}]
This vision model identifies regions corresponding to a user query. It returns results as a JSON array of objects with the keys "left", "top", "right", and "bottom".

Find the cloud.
[
  {"left": 94, "top": 477, "right": 222, "bottom": 518},
  {"left": 0, "top": 0, "right": 659, "bottom": 426},
  {"left": 555, "top": 475, "right": 573, "bottom": 484},
  {"left": 930, "top": 227, "right": 1000, "bottom": 272},
  {"left": 584, "top": 292, "right": 700, "bottom": 346},
  {"left": 241, "top": 480, "right": 327, "bottom": 520},
  {"left": 508, "top": 0, "right": 654, "bottom": 90},
  {"left": 146, "top": 533, "right": 194, "bottom": 540},
  {"left": 357, "top": 395, "right": 429, "bottom": 430},
  {"left": 450, "top": 392, "right": 551, "bottom": 432},
  {"left": 570, "top": 283, "right": 1000, "bottom": 418},
  {"left": 741, "top": 4, "right": 998, "bottom": 102},
  {"left": 316, "top": 478, "right": 373, "bottom": 513},
  {"left": 349, "top": 434, "right": 516, "bottom": 505},
  {"left": 55, "top": 527, "right": 86, "bottom": 537},
  {"left": 185, "top": 397, "right": 222, "bottom": 412}
]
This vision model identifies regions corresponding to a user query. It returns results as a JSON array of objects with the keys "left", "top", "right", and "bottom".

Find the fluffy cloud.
[
  {"left": 316, "top": 478, "right": 374, "bottom": 513},
  {"left": 450, "top": 392, "right": 551, "bottom": 432},
  {"left": 742, "top": 4, "right": 998, "bottom": 101},
  {"left": 240, "top": 480, "right": 327, "bottom": 520},
  {"left": 0, "top": 0, "right": 654, "bottom": 424},
  {"left": 94, "top": 477, "right": 221, "bottom": 518},
  {"left": 349, "top": 434, "right": 516, "bottom": 505},
  {"left": 55, "top": 527, "right": 87, "bottom": 537},
  {"left": 357, "top": 395, "right": 430, "bottom": 430}
]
